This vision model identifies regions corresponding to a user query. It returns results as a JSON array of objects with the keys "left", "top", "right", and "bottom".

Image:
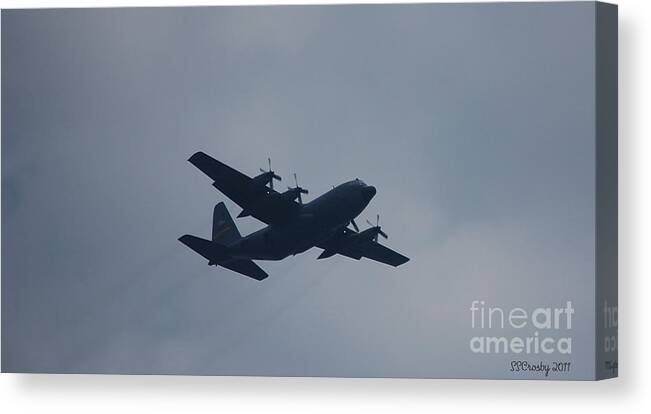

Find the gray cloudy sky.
[{"left": 2, "top": 3, "right": 597, "bottom": 378}]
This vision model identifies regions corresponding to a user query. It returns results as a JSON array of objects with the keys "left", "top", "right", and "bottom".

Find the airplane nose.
[{"left": 363, "top": 186, "right": 377, "bottom": 200}]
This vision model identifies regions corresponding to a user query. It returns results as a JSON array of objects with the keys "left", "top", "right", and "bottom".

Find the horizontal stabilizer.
[
  {"left": 179, "top": 235, "right": 267, "bottom": 281},
  {"left": 179, "top": 235, "right": 217, "bottom": 262},
  {"left": 179, "top": 235, "right": 230, "bottom": 262},
  {"left": 220, "top": 259, "right": 268, "bottom": 281}
]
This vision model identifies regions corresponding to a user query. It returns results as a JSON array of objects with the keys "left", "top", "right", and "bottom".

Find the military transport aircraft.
[{"left": 178, "top": 151, "right": 409, "bottom": 280}]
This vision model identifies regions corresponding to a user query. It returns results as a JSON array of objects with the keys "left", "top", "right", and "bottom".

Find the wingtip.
[
  {"left": 254, "top": 266, "right": 270, "bottom": 281},
  {"left": 188, "top": 151, "right": 206, "bottom": 163},
  {"left": 396, "top": 256, "right": 410, "bottom": 267}
]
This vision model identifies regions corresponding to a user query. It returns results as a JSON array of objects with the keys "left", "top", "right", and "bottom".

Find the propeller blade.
[
  {"left": 350, "top": 219, "right": 359, "bottom": 232},
  {"left": 260, "top": 157, "right": 281, "bottom": 189},
  {"left": 289, "top": 173, "right": 307, "bottom": 203},
  {"left": 365, "top": 214, "right": 388, "bottom": 240}
]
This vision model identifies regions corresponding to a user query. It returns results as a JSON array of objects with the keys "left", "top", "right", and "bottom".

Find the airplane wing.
[
  {"left": 189, "top": 151, "right": 267, "bottom": 210},
  {"left": 352, "top": 241, "right": 410, "bottom": 266},
  {"left": 220, "top": 259, "right": 269, "bottom": 281},
  {"left": 188, "top": 151, "right": 298, "bottom": 224},
  {"left": 317, "top": 230, "right": 410, "bottom": 267}
]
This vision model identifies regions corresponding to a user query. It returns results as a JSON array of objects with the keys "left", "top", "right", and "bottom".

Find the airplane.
[{"left": 178, "top": 151, "right": 409, "bottom": 280}]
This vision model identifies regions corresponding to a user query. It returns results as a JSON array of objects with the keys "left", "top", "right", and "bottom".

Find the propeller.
[
  {"left": 259, "top": 157, "right": 282, "bottom": 189},
  {"left": 287, "top": 173, "right": 309, "bottom": 204},
  {"left": 366, "top": 214, "right": 388, "bottom": 241}
]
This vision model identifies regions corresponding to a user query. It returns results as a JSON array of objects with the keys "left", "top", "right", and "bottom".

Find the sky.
[{"left": 2, "top": 3, "right": 597, "bottom": 378}]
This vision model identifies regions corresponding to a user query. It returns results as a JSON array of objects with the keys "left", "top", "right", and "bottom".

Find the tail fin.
[{"left": 212, "top": 202, "right": 241, "bottom": 245}]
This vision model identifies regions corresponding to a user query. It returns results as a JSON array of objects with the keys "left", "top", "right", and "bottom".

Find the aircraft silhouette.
[{"left": 179, "top": 152, "right": 409, "bottom": 280}]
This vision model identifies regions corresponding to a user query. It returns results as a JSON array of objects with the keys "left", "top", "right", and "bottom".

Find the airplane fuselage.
[{"left": 226, "top": 179, "right": 376, "bottom": 260}]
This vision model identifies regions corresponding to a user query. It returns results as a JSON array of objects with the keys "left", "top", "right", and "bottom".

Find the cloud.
[{"left": 3, "top": 3, "right": 596, "bottom": 378}]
